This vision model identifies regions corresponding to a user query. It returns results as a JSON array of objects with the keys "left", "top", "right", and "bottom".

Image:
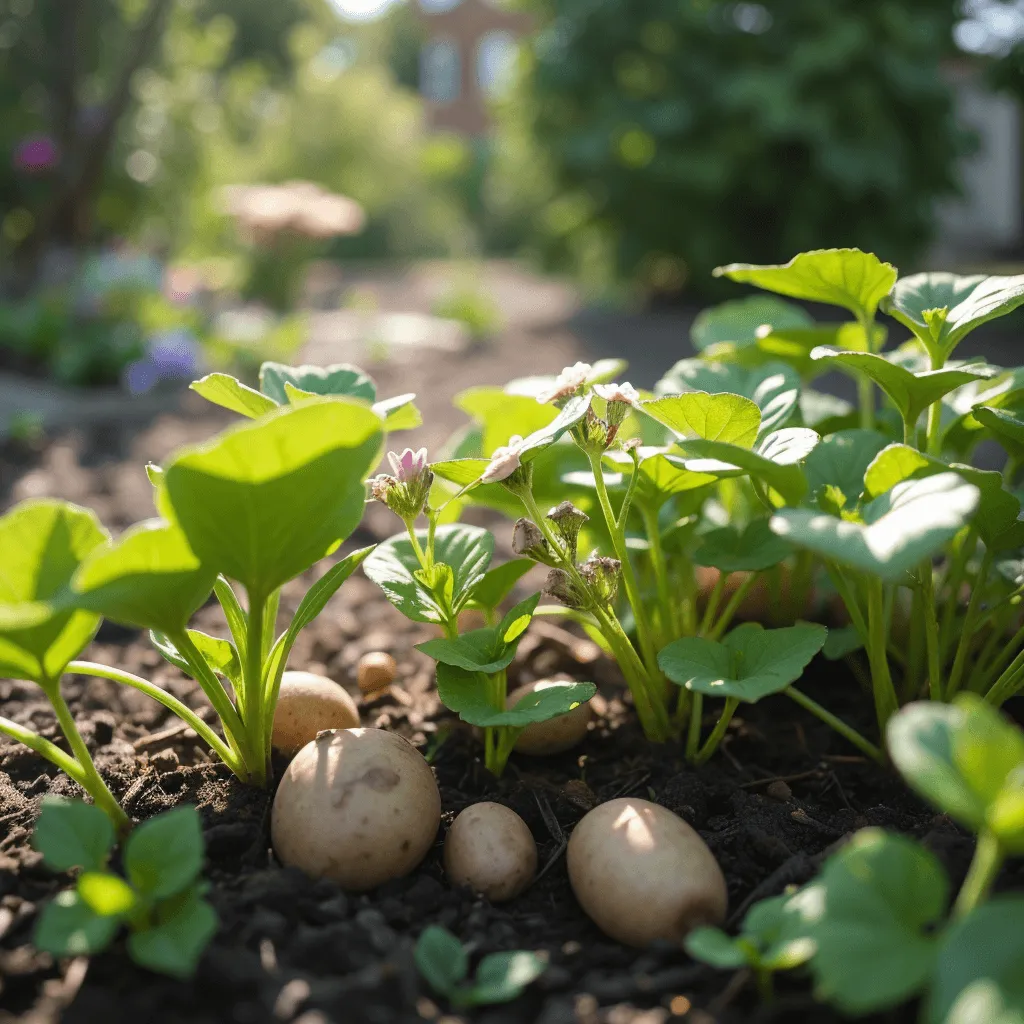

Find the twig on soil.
[
  {"left": 132, "top": 721, "right": 193, "bottom": 750},
  {"left": 607, "top": 770, "right": 651, "bottom": 800},
  {"left": 739, "top": 769, "right": 823, "bottom": 789},
  {"left": 708, "top": 966, "right": 752, "bottom": 1015}
]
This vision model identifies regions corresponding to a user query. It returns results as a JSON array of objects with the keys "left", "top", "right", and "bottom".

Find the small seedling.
[
  {"left": 414, "top": 925, "right": 546, "bottom": 1008},
  {"left": 32, "top": 798, "right": 216, "bottom": 977}
]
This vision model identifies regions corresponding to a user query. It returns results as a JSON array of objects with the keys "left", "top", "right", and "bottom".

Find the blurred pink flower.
[
  {"left": 13, "top": 134, "right": 58, "bottom": 174},
  {"left": 387, "top": 447, "right": 429, "bottom": 483},
  {"left": 537, "top": 361, "right": 593, "bottom": 404},
  {"left": 482, "top": 435, "right": 525, "bottom": 483}
]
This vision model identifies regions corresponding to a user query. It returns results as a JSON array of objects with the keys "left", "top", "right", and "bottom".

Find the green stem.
[
  {"left": 587, "top": 450, "right": 659, "bottom": 673},
  {"left": 243, "top": 590, "right": 268, "bottom": 786},
  {"left": 866, "top": 578, "right": 899, "bottom": 732},
  {"left": 918, "top": 563, "right": 943, "bottom": 702},
  {"left": 939, "top": 530, "right": 977, "bottom": 661},
  {"left": 953, "top": 831, "right": 1004, "bottom": 918},
  {"left": 0, "top": 714, "right": 93, "bottom": 790},
  {"left": 406, "top": 521, "right": 430, "bottom": 569},
  {"left": 707, "top": 575, "right": 757, "bottom": 642},
  {"left": 858, "top": 372, "right": 874, "bottom": 432},
  {"left": 825, "top": 562, "right": 868, "bottom": 642},
  {"left": 641, "top": 504, "right": 674, "bottom": 646},
  {"left": 693, "top": 698, "right": 739, "bottom": 766},
  {"left": 699, "top": 573, "right": 728, "bottom": 637},
  {"left": 785, "top": 687, "right": 885, "bottom": 764},
  {"left": 946, "top": 550, "right": 993, "bottom": 699},
  {"left": 42, "top": 679, "right": 130, "bottom": 834},
  {"left": 986, "top": 645, "right": 1024, "bottom": 706},
  {"left": 686, "top": 690, "right": 704, "bottom": 761},
  {"left": 67, "top": 661, "right": 243, "bottom": 774},
  {"left": 924, "top": 349, "right": 946, "bottom": 455},
  {"left": 974, "top": 614, "right": 1024, "bottom": 695}
]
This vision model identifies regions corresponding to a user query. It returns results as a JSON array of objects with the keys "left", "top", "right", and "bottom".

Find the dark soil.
[{"left": 1, "top": 336, "right": 1022, "bottom": 1024}]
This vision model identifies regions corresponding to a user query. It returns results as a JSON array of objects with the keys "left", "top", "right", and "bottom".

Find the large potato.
[
  {"left": 567, "top": 797, "right": 727, "bottom": 947},
  {"left": 271, "top": 728, "right": 440, "bottom": 890},
  {"left": 271, "top": 671, "right": 360, "bottom": 756}
]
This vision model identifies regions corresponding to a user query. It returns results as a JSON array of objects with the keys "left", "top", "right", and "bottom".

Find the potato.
[
  {"left": 357, "top": 651, "right": 397, "bottom": 694},
  {"left": 444, "top": 802, "right": 537, "bottom": 902},
  {"left": 272, "top": 671, "right": 360, "bottom": 756},
  {"left": 271, "top": 728, "right": 440, "bottom": 890},
  {"left": 506, "top": 679, "right": 592, "bottom": 756},
  {"left": 567, "top": 797, "right": 727, "bottom": 947}
]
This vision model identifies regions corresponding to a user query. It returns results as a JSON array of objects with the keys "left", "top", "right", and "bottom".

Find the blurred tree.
[{"left": 513, "top": 0, "right": 967, "bottom": 297}]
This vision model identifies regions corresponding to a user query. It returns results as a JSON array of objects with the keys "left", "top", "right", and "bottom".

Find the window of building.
[
  {"left": 421, "top": 39, "right": 461, "bottom": 104},
  {"left": 476, "top": 30, "right": 517, "bottom": 98}
]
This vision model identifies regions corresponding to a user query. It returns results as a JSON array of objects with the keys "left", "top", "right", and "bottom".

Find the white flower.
[
  {"left": 593, "top": 382, "right": 640, "bottom": 406},
  {"left": 481, "top": 435, "right": 525, "bottom": 484},
  {"left": 536, "top": 361, "right": 593, "bottom": 404}
]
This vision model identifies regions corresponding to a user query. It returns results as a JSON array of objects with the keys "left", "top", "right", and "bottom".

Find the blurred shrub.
[{"left": 514, "top": 0, "right": 966, "bottom": 296}]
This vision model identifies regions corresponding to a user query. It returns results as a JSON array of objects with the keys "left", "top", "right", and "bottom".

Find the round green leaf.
[
  {"left": 164, "top": 399, "right": 382, "bottom": 597},
  {"left": 34, "top": 889, "right": 120, "bottom": 957},
  {"left": 0, "top": 499, "right": 108, "bottom": 682},
  {"left": 125, "top": 805, "right": 205, "bottom": 900},
  {"left": 32, "top": 796, "right": 115, "bottom": 873},
  {"left": 804, "top": 429, "right": 888, "bottom": 510},
  {"left": 684, "top": 927, "right": 748, "bottom": 969},
  {"left": 78, "top": 871, "right": 137, "bottom": 917},
  {"left": 468, "top": 950, "right": 547, "bottom": 1006},
  {"left": 691, "top": 296, "right": 813, "bottom": 352},
  {"left": 640, "top": 391, "right": 761, "bottom": 448},
  {"left": 658, "top": 622, "right": 827, "bottom": 702},
  {"left": 259, "top": 361, "right": 377, "bottom": 404},
  {"left": 190, "top": 373, "right": 278, "bottom": 419},
  {"left": 415, "top": 924, "right": 468, "bottom": 997},
  {"left": 127, "top": 886, "right": 218, "bottom": 978},
  {"left": 694, "top": 519, "right": 792, "bottom": 572}
]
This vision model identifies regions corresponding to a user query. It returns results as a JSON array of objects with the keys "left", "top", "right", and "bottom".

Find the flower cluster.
[
  {"left": 537, "top": 362, "right": 593, "bottom": 404},
  {"left": 370, "top": 448, "right": 433, "bottom": 522}
]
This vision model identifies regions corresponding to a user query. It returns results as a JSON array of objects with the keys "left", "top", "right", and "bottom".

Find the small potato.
[
  {"left": 272, "top": 671, "right": 359, "bottom": 756},
  {"left": 444, "top": 802, "right": 537, "bottom": 902},
  {"left": 506, "top": 679, "right": 593, "bottom": 756},
  {"left": 567, "top": 797, "right": 727, "bottom": 947},
  {"left": 271, "top": 728, "right": 440, "bottom": 890},
  {"left": 357, "top": 651, "right": 397, "bottom": 694}
]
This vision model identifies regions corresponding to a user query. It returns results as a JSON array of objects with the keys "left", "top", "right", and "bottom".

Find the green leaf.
[
  {"left": 127, "top": 886, "right": 217, "bottom": 978},
  {"left": 676, "top": 428, "right": 818, "bottom": 507},
  {"left": 715, "top": 249, "right": 898, "bottom": 322},
  {"left": 975, "top": 405, "right": 1024, "bottom": 460},
  {"left": 658, "top": 622, "right": 827, "bottom": 702},
  {"left": 455, "top": 387, "right": 559, "bottom": 459},
  {"left": 684, "top": 927, "right": 749, "bottom": 969},
  {"left": 414, "top": 925, "right": 468, "bottom": 996},
  {"left": 164, "top": 400, "right": 381, "bottom": 596},
  {"left": 466, "top": 950, "right": 547, "bottom": 1006},
  {"left": 288, "top": 546, "right": 375, "bottom": 638},
  {"left": 886, "top": 696, "right": 1024, "bottom": 850},
  {"left": 743, "top": 895, "right": 816, "bottom": 971},
  {"left": 364, "top": 525, "right": 494, "bottom": 624},
  {"left": 822, "top": 625, "right": 863, "bottom": 661},
  {"left": 184, "top": 629, "right": 240, "bottom": 684},
  {"left": 497, "top": 593, "right": 540, "bottom": 645},
  {"left": 124, "top": 806, "right": 205, "bottom": 900},
  {"left": 32, "top": 796, "right": 115, "bottom": 873},
  {"left": 467, "top": 559, "right": 534, "bottom": 611},
  {"left": 70, "top": 519, "right": 216, "bottom": 634},
  {"left": 693, "top": 519, "right": 791, "bottom": 573},
  {"left": 883, "top": 272, "right": 1024, "bottom": 361},
  {"left": 0, "top": 499, "right": 108, "bottom": 682},
  {"left": 771, "top": 473, "right": 980, "bottom": 581},
  {"left": 259, "top": 361, "right": 376, "bottom": 404},
  {"left": 691, "top": 296, "right": 813, "bottom": 352},
  {"left": 804, "top": 430, "right": 889, "bottom": 510},
  {"left": 77, "top": 871, "right": 137, "bottom": 917},
  {"left": 189, "top": 373, "right": 278, "bottom": 419},
  {"left": 926, "top": 898, "right": 1024, "bottom": 1024},
  {"left": 374, "top": 393, "right": 422, "bottom": 431},
  {"left": 418, "top": 629, "right": 515, "bottom": 675},
  {"left": 34, "top": 888, "right": 120, "bottom": 957},
  {"left": 657, "top": 360, "right": 801, "bottom": 437},
  {"left": 787, "top": 828, "right": 948, "bottom": 1015},
  {"left": 436, "top": 664, "right": 595, "bottom": 728},
  {"left": 640, "top": 392, "right": 761, "bottom": 447},
  {"left": 810, "top": 348, "right": 995, "bottom": 431}
]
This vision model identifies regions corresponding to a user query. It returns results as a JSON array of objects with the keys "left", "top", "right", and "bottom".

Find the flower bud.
[
  {"left": 594, "top": 382, "right": 638, "bottom": 442},
  {"left": 579, "top": 555, "right": 621, "bottom": 605},
  {"left": 537, "top": 362, "right": 593, "bottom": 405},
  {"left": 546, "top": 501, "right": 589, "bottom": 562},
  {"left": 543, "top": 568, "right": 588, "bottom": 610},
  {"left": 370, "top": 447, "right": 433, "bottom": 522},
  {"left": 513, "top": 518, "right": 554, "bottom": 565}
]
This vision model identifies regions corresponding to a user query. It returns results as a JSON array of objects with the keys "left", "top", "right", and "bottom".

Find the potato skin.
[
  {"left": 271, "top": 728, "right": 440, "bottom": 890},
  {"left": 506, "top": 679, "right": 593, "bottom": 756},
  {"left": 271, "top": 671, "right": 360, "bottom": 756},
  {"left": 444, "top": 802, "right": 537, "bottom": 902},
  {"left": 567, "top": 797, "right": 727, "bottom": 947},
  {"left": 357, "top": 651, "right": 397, "bottom": 694}
]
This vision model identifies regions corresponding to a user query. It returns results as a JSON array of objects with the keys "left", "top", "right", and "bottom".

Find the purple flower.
[
  {"left": 123, "top": 359, "right": 158, "bottom": 395},
  {"left": 148, "top": 328, "right": 201, "bottom": 380},
  {"left": 13, "top": 135, "right": 58, "bottom": 174},
  {"left": 387, "top": 447, "right": 429, "bottom": 484}
]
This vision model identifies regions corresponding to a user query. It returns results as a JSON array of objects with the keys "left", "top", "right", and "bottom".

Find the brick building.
[{"left": 415, "top": 0, "right": 530, "bottom": 135}]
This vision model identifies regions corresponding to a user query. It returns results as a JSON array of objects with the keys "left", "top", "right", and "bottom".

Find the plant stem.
[
  {"left": 0, "top": 714, "right": 93, "bottom": 790},
  {"left": 939, "top": 529, "right": 977, "bottom": 660},
  {"left": 243, "top": 589, "right": 268, "bottom": 786},
  {"left": 945, "top": 550, "right": 992, "bottom": 699},
  {"left": 917, "top": 563, "right": 943, "bottom": 702},
  {"left": 406, "top": 521, "right": 431, "bottom": 569},
  {"left": 986, "top": 646, "right": 1024, "bottom": 706},
  {"left": 587, "top": 450, "right": 659, "bottom": 673},
  {"left": 42, "top": 678, "right": 130, "bottom": 834},
  {"left": 785, "top": 686, "right": 885, "bottom": 764},
  {"left": 67, "top": 660, "right": 243, "bottom": 773},
  {"left": 973, "top": 614, "right": 1024, "bottom": 695},
  {"left": 699, "top": 572, "right": 728, "bottom": 637},
  {"left": 641, "top": 504, "right": 674, "bottom": 646},
  {"left": 865, "top": 578, "right": 899, "bottom": 732},
  {"left": 694, "top": 698, "right": 739, "bottom": 765},
  {"left": 953, "top": 831, "right": 1003, "bottom": 918},
  {"left": 686, "top": 690, "right": 704, "bottom": 761},
  {"left": 825, "top": 562, "right": 868, "bottom": 641},
  {"left": 707, "top": 575, "right": 757, "bottom": 641}
]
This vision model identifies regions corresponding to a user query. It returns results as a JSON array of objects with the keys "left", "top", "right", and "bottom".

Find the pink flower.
[
  {"left": 593, "top": 382, "right": 639, "bottom": 406},
  {"left": 482, "top": 435, "right": 525, "bottom": 483},
  {"left": 13, "top": 135, "right": 58, "bottom": 174},
  {"left": 387, "top": 447, "right": 428, "bottom": 484},
  {"left": 537, "top": 361, "right": 593, "bottom": 404}
]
